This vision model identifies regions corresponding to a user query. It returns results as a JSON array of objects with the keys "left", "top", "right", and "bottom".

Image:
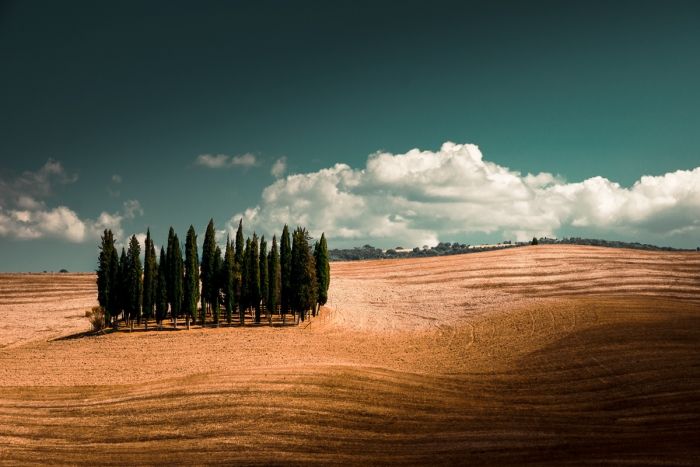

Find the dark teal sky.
[{"left": 1, "top": 0, "right": 699, "bottom": 271}]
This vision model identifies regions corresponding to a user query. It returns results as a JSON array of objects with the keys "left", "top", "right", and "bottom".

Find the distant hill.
[{"left": 329, "top": 237, "right": 698, "bottom": 261}]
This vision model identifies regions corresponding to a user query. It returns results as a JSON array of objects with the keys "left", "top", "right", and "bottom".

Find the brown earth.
[{"left": 0, "top": 245, "right": 699, "bottom": 465}]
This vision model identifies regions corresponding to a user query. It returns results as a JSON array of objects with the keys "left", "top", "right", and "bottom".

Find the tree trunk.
[
  {"left": 186, "top": 315, "right": 190, "bottom": 330},
  {"left": 145, "top": 320, "right": 148, "bottom": 331}
]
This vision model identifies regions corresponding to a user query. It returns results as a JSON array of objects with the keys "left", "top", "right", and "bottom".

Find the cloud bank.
[
  {"left": 228, "top": 142, "right": 700, "bottom": 248},
  {"left": 0, "top": 160, "right": 142, "bottom": 243}
]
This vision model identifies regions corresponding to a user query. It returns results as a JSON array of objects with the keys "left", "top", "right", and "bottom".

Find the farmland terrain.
[{"left": 1, "top": 245, "right": 699, "bottom": 464}]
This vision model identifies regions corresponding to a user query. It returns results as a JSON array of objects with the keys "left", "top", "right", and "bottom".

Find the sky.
[{"left": 1, "top": 0, "right": 699, "bottom": 271}]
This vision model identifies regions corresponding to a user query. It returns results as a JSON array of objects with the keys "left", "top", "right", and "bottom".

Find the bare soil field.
[{"left": 1, "top": 245, "right": 699, "bottom": 464}]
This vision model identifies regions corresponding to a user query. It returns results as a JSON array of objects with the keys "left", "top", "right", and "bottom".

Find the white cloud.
[
  {"left": 0, "top": 201, "right": 144, "bottom": 244},
  {"left": 0, "top": 206, "right": 86, "bottom": 242},
  {"left": 227, "top": 142, "right": 700, "bottom": 247},
  {"left": 0, "top": 160, "right": 145, "bottom": 243},
  {"left": 271, "top": 156, "right": 287, "bottom": 178},
  {"left": 16, "top": 196, "right": 45, "bottom": 210},
  {"left": 111, "top": 174, "right": 122, "bottom": 184},
  {"left": 0, "top": 158, "right": 78, "bottom": 204},
  {"left": 122, "top": 199, "right": 144, "bottom": 219},
  {"left": 195, "top": 153, "right": 258, "bottom": 169},
  {"left": 231, "top": 153, "right": 257, "bottom": 167},
  {"left": 196, "top": 154, "right": 230, "bottom": 168}
]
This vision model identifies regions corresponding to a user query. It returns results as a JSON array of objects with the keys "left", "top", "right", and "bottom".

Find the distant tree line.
[
  {"left": 329, "top": 237, "right": 695, "bottom": 261},
  {"left": 533, "top": 236, "right": 696, "bottom": 251},
  {"left": 96, "top": 220, "right": 330, "bottom": 330},
  {"left": 329, "top": 242, "right": 516, "bottom": 261}
]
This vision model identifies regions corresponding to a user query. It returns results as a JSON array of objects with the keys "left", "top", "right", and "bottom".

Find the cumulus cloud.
[
  {"left": 0, "top": 160, "right": 145, "bottom": 243},
  {"left": 227, "top": 142, "right": 700, "bottom": 247},
  {"left": 271, "top": 157, "right": 287, "bottom": 178},
  {"left": 196, "top": 153, "right": 258, "bottom": 169},
  {"left": 0, "top": 199, "right": 143, "bottom": 244}
]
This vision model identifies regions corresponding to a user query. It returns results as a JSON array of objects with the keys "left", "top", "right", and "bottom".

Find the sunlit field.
[{"left": 1, "top": 245, "right": 699, "bottom": 464}]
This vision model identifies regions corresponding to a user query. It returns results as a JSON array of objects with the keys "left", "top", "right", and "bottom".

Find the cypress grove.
[{"left": 95, "top": 221, "right": 330, "bottom": 331}]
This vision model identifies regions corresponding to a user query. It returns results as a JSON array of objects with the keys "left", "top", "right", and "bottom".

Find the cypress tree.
[
  {"left": 170, "top": 233, "right": 184, "bottom": 328},
  {"left": 108, "top": 242, "right": 120, "bottom": 327},
  {"left": 212, "top": 245, "right": 222, "bottom": 326},
  {"left": 249, "top": 233, "right": 261, "bottom": 323},
  {"left": 97, "top": 229, "right": 117, "bottom": 325},
  {"left": 184, "top": 225, "right": 200, "bottom": 329},
  {"left": 280, "top": 224, "right": 291, "bottom": 322},
  {"left": 223, "top": 237, "right": 235, "bottom": 324},
  {"left": 268, "top": 235, "right": 281, "bottom": 324},
  {"left": 142, "top": 228, "right": 157, "bottom": 329},
  {"left": 240, "top": 238, "right": 250, "bottom": 324},
  {"left": 200, "top": 219, "right": 216, "bottom": 325},
  {"left": 166, "top": 227, "right": 176, "bottom": 319},
  {"left": 234, "top": 219, "right": 244, "bottom": 320},
  {"left": 125, "top": 235, "right": 143, "bottom": 330},
  {"left": 155, "top": 247, "right": 168, "bottom": 329},
  {"left": 259, "top": 235, "right": 268, "bottom": 321},
  {"left": 291, "top": 227, "right": 317, "bottom": 323},
  {"left": 118, "top": 247, "right": 127, "bottom": 325},
  {"left": 313, "top": 232, "right": 330, "bottom": 316}
]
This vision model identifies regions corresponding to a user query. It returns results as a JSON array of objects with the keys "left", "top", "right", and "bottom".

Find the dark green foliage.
[
  {"left": 108, "top": 246, "right": 119, "bottom": 322},
  {"left": 314, "top": 233, "right": 330, "bottom": 311},
  {"left": 240, "top": 238, "right": 250, "bottom": 324},
  {"left": 200, "top": 219, "right": 216, "bottom": 325},
  {"left": 234, "top": 219, "right": 244, "bottom": 320},
  {"left": 167, "top": 231, "right": 184, "bottom": 325},
  {"left": 280, "top": 224, "right": 291, "bottom": 318},
  {"left": 259, "top": 236, "right": 268, "bottom": 315},
  {"left": 125, "top": 235, "right": 143, "bottom": 323},
  {"left": 234, "top": 220, "right": 244, "bottom": 267},
  {"left": 291, "top": 227, "right": 317, "bottom": 322},
  {"left": 155, "top": 247, "right": 168, "bottom": 325},
  {"left": 531, "top": 237, "right": 539, "bottom": 245},
  {"left": 184, "top": 225, "right": 200, "bottom": 324},
  {"left": 118, "top": 248, "right": 127, "bottom": 321},
  {"left": 268, "top": 235, "right": 281, "bottom": 317},
  {"left": 96, "top": 220, "right": 328, "bottom": 330},
  {"left": 142, "top": 229, "right": 157, "bottom": 324},
  {"left": 96, "top": 229, "right": 118, "bottom": 323},
  {"left": 165, "top": 228, "right": 176, "bottom": 312},
  {"left": 212, "top": 245, "right": 222, "bottom": 325},
  {"left": 248, "top": 233, "right": 261, "bottom": 323},
  {"left": 223, "top": 237, "right": 236, "bottom": 324}
]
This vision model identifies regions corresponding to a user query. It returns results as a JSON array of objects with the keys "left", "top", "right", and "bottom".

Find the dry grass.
[{"left": 0, "top": 245, "right": 699, "bottom": 464}]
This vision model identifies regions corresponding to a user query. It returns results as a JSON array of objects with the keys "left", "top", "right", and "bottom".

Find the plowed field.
[{"left": 1, "top": 245, "right": 699, "bottom": 464}]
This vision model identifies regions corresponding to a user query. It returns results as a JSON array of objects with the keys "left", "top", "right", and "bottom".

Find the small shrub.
[{"left": 86, "top": 306, "right": 106, "bottom": 332}]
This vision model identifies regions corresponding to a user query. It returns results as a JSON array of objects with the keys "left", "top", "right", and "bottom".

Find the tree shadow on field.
[
  {"left": 50, "top": 320, "right": 301, "bottom": 341},
  {"left": 49, "top": 328, "right": 119, "bottom": 342}
]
